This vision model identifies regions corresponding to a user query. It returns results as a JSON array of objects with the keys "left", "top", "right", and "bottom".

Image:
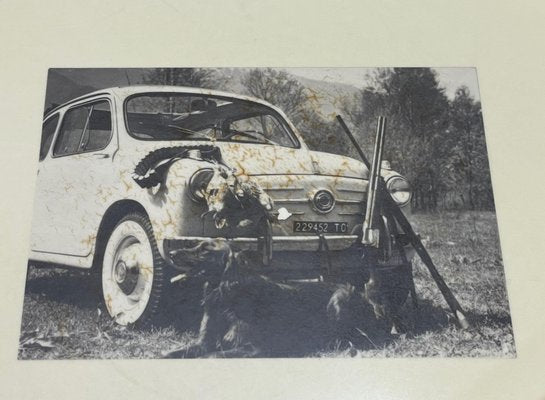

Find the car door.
[
  {"left": 31, "top": 98, "right": 118, "bottom": 257},
  {"left": 30, "top": 113, "right": 61, "bottom": 253}
]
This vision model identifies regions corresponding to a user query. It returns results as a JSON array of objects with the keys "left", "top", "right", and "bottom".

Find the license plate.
[{"left": 293, "top": 221, "right": 350, "bottom": 234}]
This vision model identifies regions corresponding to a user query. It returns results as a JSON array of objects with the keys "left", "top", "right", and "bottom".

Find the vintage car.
[{"left": 30, "top": 86, "right": 413, "bottom": 326}]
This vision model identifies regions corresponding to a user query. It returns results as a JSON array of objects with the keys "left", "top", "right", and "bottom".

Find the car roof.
[{"left": 44, "top": 85, "right": 281, "bottom": 118}]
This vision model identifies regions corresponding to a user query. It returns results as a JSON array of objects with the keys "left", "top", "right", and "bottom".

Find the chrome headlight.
[
  {"left": 386, "top": 176, "right": 411, "bottom": 207},
  {"left": 188, "top": 168, "right": 214, "bottom": 202}
]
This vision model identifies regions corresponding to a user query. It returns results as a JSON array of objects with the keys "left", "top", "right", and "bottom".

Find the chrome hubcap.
[
  {"left": 114, "top": 256, "right": 140, "bottom": 295},
  {"left": 102, "top": 220, "right": 154, "bottom": 325},
  {"left": 114, "top": 260, "right": 128, "bottom": 284}
]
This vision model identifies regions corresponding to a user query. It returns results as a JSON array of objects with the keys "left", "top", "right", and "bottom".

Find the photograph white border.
[{"left": 1, "top": 1, "right": 544, "bottom": 398}]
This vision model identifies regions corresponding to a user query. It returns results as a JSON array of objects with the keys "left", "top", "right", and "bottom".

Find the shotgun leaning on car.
[{"left": 336, "top": 115, "right": 470, "bottom": 329}]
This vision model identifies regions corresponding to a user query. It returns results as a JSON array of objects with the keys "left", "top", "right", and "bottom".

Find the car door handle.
[{"left": 93, "top": 153, "right": 110, "bottom": 159}]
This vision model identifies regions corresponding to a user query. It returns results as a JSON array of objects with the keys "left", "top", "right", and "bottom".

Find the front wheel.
[{"left": 102, "top": 213, "right": 166, "bottom": 327}]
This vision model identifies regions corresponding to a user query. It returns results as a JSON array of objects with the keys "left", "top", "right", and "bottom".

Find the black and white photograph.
[{"left": 19, "top": 67, "right": 514, "bottom": 359}]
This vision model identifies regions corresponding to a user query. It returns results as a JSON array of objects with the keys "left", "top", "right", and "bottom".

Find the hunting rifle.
[{"left": 336, "top": 115, "right": 470, "bottom": 329}]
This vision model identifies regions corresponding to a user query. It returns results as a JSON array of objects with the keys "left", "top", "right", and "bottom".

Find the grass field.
[{"left": 18, "top": 211, "right": 515, "bottom": 359}]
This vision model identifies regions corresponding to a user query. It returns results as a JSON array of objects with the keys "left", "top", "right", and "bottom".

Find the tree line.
[{"left": 142, "top": 67, "right": 495, "bottom": 211}]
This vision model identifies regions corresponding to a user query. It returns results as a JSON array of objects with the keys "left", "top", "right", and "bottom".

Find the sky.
[{"left": 284, "top": 67, "right": 481, "bottom": 101}]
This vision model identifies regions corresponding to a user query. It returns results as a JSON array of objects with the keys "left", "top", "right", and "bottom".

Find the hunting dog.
[{"left": 163, "top": 238, "right": 384, "bottom": 358}]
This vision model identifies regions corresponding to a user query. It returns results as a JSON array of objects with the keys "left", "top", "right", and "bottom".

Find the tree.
[
  {"left": 241, "top": 68, "right": 350, "bottom": 155},
  {"left": 344, "top": 68, "right": 495, "bottom": 211},
  {"left": 141, "top": 68, "right": 226, "bottom": 89},
  {"left": 345, "top": 68, "right": 450, "bottom": 210},
  {"left": 448, "top": 87, "right": 494, "bottom": 210},
  {"left": 297, "top": 107, "right": 353, "bottom": 156},
  {"left": 241, "top": 68, "right": 308, "bottom": 122}
]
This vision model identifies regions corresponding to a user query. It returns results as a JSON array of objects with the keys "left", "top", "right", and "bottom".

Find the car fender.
[{"left": 136, "top": 158, "right": 212, "bottom": 258}]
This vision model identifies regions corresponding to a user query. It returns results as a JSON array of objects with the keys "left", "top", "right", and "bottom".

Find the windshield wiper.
[
  {"left": 167, "top": 124, "right": 211, "bottom": 140},
  {"left": 222, "top": 129, "right": 275, "bottom": 145}
]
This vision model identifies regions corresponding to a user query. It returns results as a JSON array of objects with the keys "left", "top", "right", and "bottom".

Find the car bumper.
[
  {"left": 163, "top": 234, "right": 361, "bottom": 280},
  {"left": 164, "top": 234, "right": 359, "bottom": 256},
  {"left": 163, "top": 234, "right": 414, "bottom": 276}
]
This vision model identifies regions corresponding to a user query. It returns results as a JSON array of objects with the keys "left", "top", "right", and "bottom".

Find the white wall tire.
[{"left": 102, "top": 213, "right": 165, "bottom": 326}]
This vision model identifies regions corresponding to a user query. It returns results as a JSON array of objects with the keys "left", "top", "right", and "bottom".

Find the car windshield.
[{"left": 125, "top": 93, "right": 298, "bottom": 148}]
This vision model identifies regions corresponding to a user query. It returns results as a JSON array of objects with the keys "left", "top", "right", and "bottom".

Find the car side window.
[
  {"left": 39, "top": 114, "right": 59, "bottom": 161},
  {"left": 53, "top": 100, "right": 112, "bottom": 157},
  {"left": 53, "top": 106, "right": 90, "bottom": 156},
  {"left": 80, "top": 101, "right": 112, "bottom": 152}
]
